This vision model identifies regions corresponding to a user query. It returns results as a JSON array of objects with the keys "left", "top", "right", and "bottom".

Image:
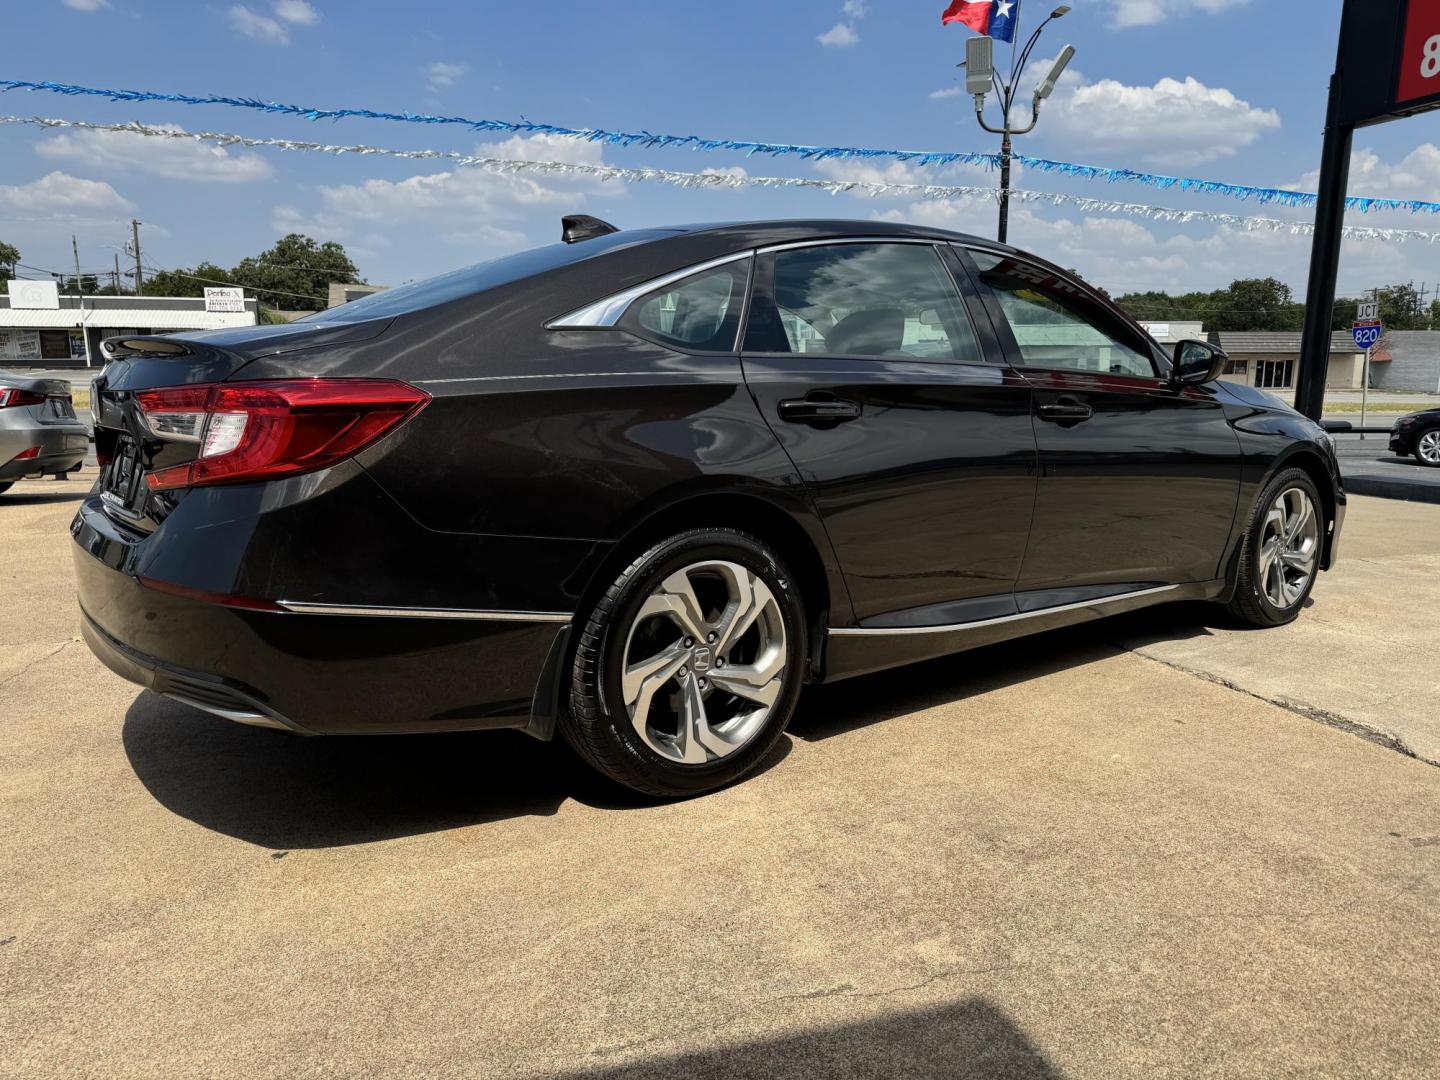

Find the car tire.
[
  {"left": 1413, "top": 427, "right": 1440, "bottom": 467},
  {"left": 0, "top": 482, "right": 12, "bottom": 496},
  {"left": 1224, "top": 467, "right": 1325, "bottom": 628},
  {"left": 562, "top": 528, "right": 808, "bottom": 798}
]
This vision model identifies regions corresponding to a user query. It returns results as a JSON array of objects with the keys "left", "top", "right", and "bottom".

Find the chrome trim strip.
[
  {"left": 162, "top": 692, "right": 290, "bottom": 731},
  {"left": 753, "top": 236, "right": 942, "bottom": 255},
  {"left": 275, "top": 601, "right": 572, "bottom": 623},
  {"left": 827, "top": 585, "right": 1180, "bottom": 637},
  {"left": 546, "top": 251, "right": 752, "bottom": 329}
]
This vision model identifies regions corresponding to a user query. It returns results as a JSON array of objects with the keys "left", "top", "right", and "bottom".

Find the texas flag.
[{"left": 941, "top": 0, "right": 1020, "bottom": 43}]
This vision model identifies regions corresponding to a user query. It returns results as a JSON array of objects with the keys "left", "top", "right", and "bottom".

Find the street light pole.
[{"left": 968, "top": 6, "right": 1075, "bottom": 244}]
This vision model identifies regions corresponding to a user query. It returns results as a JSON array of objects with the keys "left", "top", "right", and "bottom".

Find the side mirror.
[{"left": 1171, "top": 340, "right": 1228, "bottom": 385}]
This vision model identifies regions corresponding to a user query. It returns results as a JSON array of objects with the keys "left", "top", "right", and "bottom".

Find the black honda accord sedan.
[{"left": 74, "top": 218, "right": 1344, "bottom": 796}]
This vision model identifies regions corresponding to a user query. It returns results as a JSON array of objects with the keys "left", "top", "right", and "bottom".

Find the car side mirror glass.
[{"left": 1172, "top": 340, "right": 1227, "bottom": 385}]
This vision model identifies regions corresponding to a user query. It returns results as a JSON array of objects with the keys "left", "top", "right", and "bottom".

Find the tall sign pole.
[{"left": 1296, "top": 0, "right": 1440, "bottom": 421}]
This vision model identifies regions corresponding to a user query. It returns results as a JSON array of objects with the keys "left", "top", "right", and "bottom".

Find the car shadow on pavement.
[
  {"left": 790, "top": 602, "right": 1228, "bottom": 744},
  {"left": 120, "top": 691, "right": 792, "bottom": 849},
  {"left": 554, "top": 997, "right": 1065, "bottom": 1079}
]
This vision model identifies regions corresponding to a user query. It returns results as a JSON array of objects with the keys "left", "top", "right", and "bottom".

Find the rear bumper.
[
  {"left": 72, "top": 498, "right": 569, "bottom": 736},
  {"left": 0, "top": 422, "right": 88, "bottom": 480}
]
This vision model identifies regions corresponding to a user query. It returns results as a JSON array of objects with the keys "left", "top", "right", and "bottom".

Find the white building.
[{"left": 1, "top": 281, "right": 258, "bottom": 369}]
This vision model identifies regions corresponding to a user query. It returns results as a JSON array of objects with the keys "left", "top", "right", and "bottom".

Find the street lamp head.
[
  {"left": 1034, "top": 44, "right": 1076, "bottom": 102},
  {"left": 1051, "top": 5, "right": 1071, "bottom": 16}
]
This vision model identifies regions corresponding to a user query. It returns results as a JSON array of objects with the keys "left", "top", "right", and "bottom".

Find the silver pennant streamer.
[{"left": 6, "top": 115, "right": 1440, "bottom": 245}]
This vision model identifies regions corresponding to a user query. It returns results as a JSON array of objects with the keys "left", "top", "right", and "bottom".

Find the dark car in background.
[
  {"left": 72, "top": 218, "right": 1345, "bottom": 796},
  {"left": 1, "top": 371, "right": 89, "bottom": 495},
  {"left": 1390, "top": 408, "right": 1440, "bottom": 466}
]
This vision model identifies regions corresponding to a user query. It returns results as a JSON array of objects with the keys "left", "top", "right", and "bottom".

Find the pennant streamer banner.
[
  {"left": 3, "top": 78, "right": 1439, "bottom": 217},
  {"left": 6, "top": 115, "right": 1440, "bottom": 245}
]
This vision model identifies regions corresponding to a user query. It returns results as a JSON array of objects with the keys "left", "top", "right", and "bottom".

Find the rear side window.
[
  {"left": 744, "top": 242, "right": 983, "bottom": 364},
  {"left": 620, "top": 262, "right": 748, "bottom": 352},
  {"left": 968, "top": 251, "right": 1156, "bottom": 377}
]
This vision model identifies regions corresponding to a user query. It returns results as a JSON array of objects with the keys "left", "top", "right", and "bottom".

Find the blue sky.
[{"left": 4, "top": 0, "right": 1440, "bottom": 302}]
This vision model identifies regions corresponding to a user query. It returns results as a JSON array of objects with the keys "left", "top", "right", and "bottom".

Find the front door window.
[{"left": 967, "top": 252, "right": 1157, "bottom": 378}]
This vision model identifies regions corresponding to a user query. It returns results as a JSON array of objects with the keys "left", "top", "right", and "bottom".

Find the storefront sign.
[
  {"left": 7, "top": 279, "right": 60, "bottom": 310},
  {"left": 204, "top": 287, "right": 245, "bottom": 313}
]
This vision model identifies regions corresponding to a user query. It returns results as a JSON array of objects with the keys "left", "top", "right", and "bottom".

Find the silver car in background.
[{"left": 0, "top": 371, "right": 89, "bottom": 495}]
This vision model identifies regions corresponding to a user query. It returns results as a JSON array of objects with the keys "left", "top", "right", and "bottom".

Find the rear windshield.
[{"left": 307, "top": 229, "right": 677, "bottom": 324}]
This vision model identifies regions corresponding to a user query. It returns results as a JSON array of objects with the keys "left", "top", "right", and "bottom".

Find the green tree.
[
  {"left": 140, "top": 262, "right": 238, "bottom": 299},
  {"left": 135, "top": 235, "right": 360, "bottom": 311},
  {"left": 1376, "top": 282, "right": 1428, "bottom": 330},
  {"left": 231, "top": 234, "right": 360, "bottom": 311},
  {"left": 1205, "top": 278, "right": 1302, "bottom": 333},
  {"left": 0, "top": 240, "right": 18, "bottom": 295},
  {"left": 1329, "top": 296, "right": 1360, "bottom": 331},
  {"left": 57, "top": 274, "right": 101, "bottom": 295}
]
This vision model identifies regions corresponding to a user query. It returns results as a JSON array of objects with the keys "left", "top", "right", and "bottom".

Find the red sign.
[{"left": 1396, "top": 0, "right": 1440, "bottom": 105}]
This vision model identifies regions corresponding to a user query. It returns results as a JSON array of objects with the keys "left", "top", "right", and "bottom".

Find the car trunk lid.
[{"left": 93, "top": 317, "right": 393, "bottom": 529}]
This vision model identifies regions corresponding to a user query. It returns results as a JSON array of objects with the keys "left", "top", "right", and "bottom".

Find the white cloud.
[
  {"left": 61, "top": 0, "right": 109, "bottom": 11},
  {"left": 813, "top": 155, "right": 991, "bottom": 189},
  {"left": 228, "top": 2, "right": 318, "bottom": 43},
  {"left": 1300, "top": 145, "right": 1440, "bottom": 203},
  {"left": 272, "top": 0, "right": 320, "bottom": 24},
  {"left": 228, "top": 4, "right": 289, "bottom": 43},
  {"left": 929, "top": 87, "right": 965, "bottom": 100},
  {"left": 275, "top": 134, "right": 620, "bottom": 251},
  {"left": 1108, "top": 0, "right": 1250, "bottom": 29},
  {"left": 1042, "top": 69, "right": 1280, "bottom": 167},
  {"left": 0, "top": 171, "right": 133, "bottom": 216},
  {"left": 875, "top": 194, "right": 1421, "bottom": 300},
  {"left": 425, "top": 62, "right": 467, "bottom": 91},
  {"left": 818, "top": 0, "right": 865, "bottom": 48},
  {"left": 36, "top": 125, "right": 274, "bottom": 184},
  {"left": 818, "top": 22, "right": 859, "bottom": 48}
]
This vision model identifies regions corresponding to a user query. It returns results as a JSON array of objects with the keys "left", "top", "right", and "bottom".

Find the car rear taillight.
[
  {"left": 10, "top": 447, "right": 40, "bottom": 461},
  {"left": 0, "top": 388, "right": 46, "bottom": 408},
  {"left": 136, "top": 379, "right": 430, "bottom": 491}
]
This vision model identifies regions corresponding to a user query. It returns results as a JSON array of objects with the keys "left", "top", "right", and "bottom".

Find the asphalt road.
[
  {"left": 1334, "top": 433, "right": 1440, "bottom": 503},
  {"left": 3, "top": 471, "right": 1439, "bottom": 1079}
]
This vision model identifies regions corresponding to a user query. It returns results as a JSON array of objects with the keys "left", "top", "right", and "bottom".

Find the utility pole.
[
  {"left": 113, "top": 253, "right": 121, "bottom": 294},
  {"left": 130, "top": 219, "right": 143, "bottom": 294},
  {"left": 73, "top": 235, "right": 94, "bottom": 369}
]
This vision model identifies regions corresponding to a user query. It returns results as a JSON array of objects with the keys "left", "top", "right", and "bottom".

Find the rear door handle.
[
  {"left": 777, "top": 398, "right": 862, "bottom": 424},
  {"left": 1036, "top": 400, "right": 1093, "bottom": 425}
]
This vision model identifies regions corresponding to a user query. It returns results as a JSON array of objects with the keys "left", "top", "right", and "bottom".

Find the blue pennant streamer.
[{"left": 3, "top": 77, "right": 1437, "bottom": 216}]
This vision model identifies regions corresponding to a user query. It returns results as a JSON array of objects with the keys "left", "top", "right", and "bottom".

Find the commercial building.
[
  {"left": 0, "top": 281, "right": 257, "bottom": 369},
  {"left": 1369, "top": 331, "right": 1440, "bottom": 393},
  {"left": 1207, "top": 332, "right": 1369, "bottom": 390},
  {"left": 328, "top": 282, "right": 388, "bottom": 307}
]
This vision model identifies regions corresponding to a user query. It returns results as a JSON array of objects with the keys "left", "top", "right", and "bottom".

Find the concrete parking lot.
[{"left": 3, "top": 469, "right": 1439, "bottom": 1079}]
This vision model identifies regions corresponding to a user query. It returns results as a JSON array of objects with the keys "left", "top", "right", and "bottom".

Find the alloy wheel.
[
  {"left": 1418, "top": 430, "right": 1440, "bottom": 465},
  {"left": 619, "top": 559, "right": 788, "bottom": 765},
  {"left": 1258, "top": 487, "right": 1319, "bottom": 609}
]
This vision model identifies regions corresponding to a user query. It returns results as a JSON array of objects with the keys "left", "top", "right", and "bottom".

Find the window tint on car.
[
  {"left": 744, "top": 242, "right": 983, "bottom": 364},
  {"left": 968, "top": 251, "right": 1156, "bottom": 378},
  {"left": 620, "top": 261, "right": 748, "bottom": 352}
]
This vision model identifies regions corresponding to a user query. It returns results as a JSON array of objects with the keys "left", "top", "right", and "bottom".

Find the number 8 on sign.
[{"left": 1399, "top": 5, "right": 1440, "bottom": 103}]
